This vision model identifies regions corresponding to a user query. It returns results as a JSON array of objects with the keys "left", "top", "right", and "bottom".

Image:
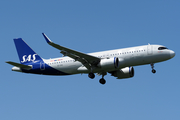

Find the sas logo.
[{"left": 21, "top": 54, "right": 38, "bottom": 63}]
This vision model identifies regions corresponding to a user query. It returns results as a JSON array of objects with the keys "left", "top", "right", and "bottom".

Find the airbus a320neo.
[{"left": 6, "top": 33, "right": 175, "bottom": 84}]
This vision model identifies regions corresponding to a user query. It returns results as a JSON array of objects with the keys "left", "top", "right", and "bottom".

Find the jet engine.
[
  {"left": 97, "top": 57, "right": 119, "bottom": 70},
  {"left": 110, "top": 67, "right": 134, "bottom": 79}
]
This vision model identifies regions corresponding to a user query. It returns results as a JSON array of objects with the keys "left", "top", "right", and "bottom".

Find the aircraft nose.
[{"left": 170, "top": 50, "right": 175, "bottom": 58}]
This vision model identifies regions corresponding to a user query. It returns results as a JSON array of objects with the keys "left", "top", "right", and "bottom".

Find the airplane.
[{"left": 6, "top": 33, "right": 175, "bottom": 84}]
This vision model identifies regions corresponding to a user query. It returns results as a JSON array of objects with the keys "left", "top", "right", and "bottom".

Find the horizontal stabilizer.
[{"left": 6, "top": 61, "right": 32, "bottom": 69}]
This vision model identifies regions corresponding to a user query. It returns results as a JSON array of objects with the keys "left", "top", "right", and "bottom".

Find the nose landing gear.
[
  {"left": 152, "top": 69, "right": 156, "bottom": 73},
  {"left": 150, "top": 63, "right": 156, "bottom": 73}
]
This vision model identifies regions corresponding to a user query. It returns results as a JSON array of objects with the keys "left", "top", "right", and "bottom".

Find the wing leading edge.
[{"left": 42, "top": 33, "right": 100, "bottom": 70}]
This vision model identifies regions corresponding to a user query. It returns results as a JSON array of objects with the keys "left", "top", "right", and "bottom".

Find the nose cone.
[{"left": 170, "top": 50, "right": 175, "bottom": 58}]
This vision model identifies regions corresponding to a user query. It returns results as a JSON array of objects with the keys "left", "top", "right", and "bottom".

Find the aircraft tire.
[
  {"left": 99, "top": 78, "right": 106, "bottom": 85},
  {"left": 88, "top": 73, "right": 95, "bottom": 79},
  {"left": 152, "top": 69, "right": 156, "bottom": 73}
]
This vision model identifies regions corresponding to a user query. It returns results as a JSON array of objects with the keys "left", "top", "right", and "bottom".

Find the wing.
[
  {"left": 42, "top": 33, "right": 100, "bottom": 69},
  {"left": 6, "top": 61, "right": 32, "bottom": 69}
]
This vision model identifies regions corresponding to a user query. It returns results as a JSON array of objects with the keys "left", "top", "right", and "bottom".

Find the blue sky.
[{"left": 1, "top": 0, "right": 179, "bottom": 120}]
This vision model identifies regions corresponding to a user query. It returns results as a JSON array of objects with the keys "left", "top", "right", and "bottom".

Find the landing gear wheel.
[
  {"left": 152, "top": 69, "right": 156, "bottom": 74},
  {"left": 88, "top": 73, "right": 95, "bottom": 79},
  {"left": 99, "top": 78, "right": 106, "bottom": 85},
  {"left": 150, "top": 63, "right": 156, "bottom": 74}
]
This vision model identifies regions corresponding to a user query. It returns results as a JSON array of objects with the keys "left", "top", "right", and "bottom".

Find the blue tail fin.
[{"left": 14, "top": 38, "right": 43, "bottom": 64}]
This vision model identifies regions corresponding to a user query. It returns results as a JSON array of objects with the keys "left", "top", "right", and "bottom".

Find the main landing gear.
[
  {"left": 88, "top": 72, "right": 95, "bottom": 79},
  {"left": 150, "top": 63, "right": 156, "bottom": 74},
  {"left": 99, "top": 77, "right": 106, "bottom": 85},
  {"left": 88, "top": 72, "right": 106, "bottom": 85},
  {"left": 99, "top": 73, "right": 107, "bottom": 85}
]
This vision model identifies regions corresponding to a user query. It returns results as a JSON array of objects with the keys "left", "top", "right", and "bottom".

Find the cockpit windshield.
[{"left": 158, "top": 47, "right": 168, "bottom": 50}]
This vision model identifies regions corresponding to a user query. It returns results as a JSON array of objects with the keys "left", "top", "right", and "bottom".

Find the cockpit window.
[{"left": 158, "top": 47, "right": 168, "bottom": 50}]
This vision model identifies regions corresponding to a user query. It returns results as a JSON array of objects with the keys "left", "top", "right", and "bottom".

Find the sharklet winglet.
[{"left": 42, "top": 33, "right": 52, "bottom": 43}]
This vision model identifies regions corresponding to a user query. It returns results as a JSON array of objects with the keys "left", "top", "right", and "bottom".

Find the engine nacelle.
[
  {"left": 111, "top": 67, "right": 134, "bottom": 79},
  {"left": 98, "top": 57, "right": 119, "bottom": 70}
]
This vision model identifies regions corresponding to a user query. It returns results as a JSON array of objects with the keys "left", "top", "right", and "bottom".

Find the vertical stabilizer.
[{"left": 14, "top": 38, "right": 43, "bottom": 64}]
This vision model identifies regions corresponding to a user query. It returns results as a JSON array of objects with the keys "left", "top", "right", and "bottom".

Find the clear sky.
[{"left": 1, "top": 0, "right": 179, "bottom": 120}]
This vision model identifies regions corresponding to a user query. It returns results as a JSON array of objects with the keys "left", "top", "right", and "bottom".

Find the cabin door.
[
  {"left": 147, "top": 44, "right": 153, "bottom": 55},
  {"left": 40, "top": 62, "right": 45, "bottom": 70}
]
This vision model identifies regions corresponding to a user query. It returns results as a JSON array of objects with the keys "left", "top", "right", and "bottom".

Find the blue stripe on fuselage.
[{"left": 21, "top": 61, "right": 70, "bottom": 75}]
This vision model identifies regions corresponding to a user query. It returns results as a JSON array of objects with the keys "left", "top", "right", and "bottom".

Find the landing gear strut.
[{"left": 150, "top": 63, "right": 156, "bottom": 73}]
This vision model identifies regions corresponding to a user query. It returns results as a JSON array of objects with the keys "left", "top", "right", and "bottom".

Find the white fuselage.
[{"left": 42, "top": 44, "right": 174, "bottom": 75}]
